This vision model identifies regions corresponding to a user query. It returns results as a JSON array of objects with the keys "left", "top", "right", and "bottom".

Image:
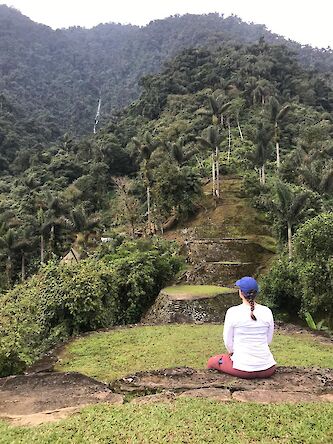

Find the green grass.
[
  {"left": 3, "top": 325, "right": 333, "bottom": 442},
  {"left": 1, "top": 400, "right": 333, "bottom": 443},
  {"left": 163, "top": 285, "right": 234, "bottom": 297},
  {"left": 248, "top": 234, "right": 277, "bottom": 253},
  {"left": 55, "top": 324, "right": 333, "bottom": 382}
]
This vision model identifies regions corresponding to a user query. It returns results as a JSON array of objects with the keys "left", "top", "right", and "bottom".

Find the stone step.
[
  {"left": 181, "top": 261, "right": 261, "bottom": 286},
  {"left": 189, "top": 238, "right": 249, "bottom": 243},
  {"left": 204, "top": 261, "right": 252, "bottom": 265},
  {"left": 186, "top": 239, "right": 272, "bottom": 264}
]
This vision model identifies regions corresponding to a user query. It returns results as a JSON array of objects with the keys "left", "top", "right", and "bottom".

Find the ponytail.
[
  {"left": 244, "top": 289, "right": 257, "bottom": 321},
  {"left": 248, "top": 298, "right": 257, "bottom": 321}
]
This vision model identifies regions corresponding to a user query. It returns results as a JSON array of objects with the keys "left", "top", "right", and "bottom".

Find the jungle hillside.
[{"left": 0, "top": 5, "right": 333, "bottom": 376}]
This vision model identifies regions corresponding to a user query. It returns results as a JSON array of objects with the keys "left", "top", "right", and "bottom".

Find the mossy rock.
[{"left": 142, "top": 285, "right": 239, "bottom": 324}]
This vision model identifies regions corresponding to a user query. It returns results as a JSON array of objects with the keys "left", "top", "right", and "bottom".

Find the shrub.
[
  {"left": 260, "top": 256, "right": 302, "bottom": 317},
  {"left": 294, "top": 213, "right": 333, "bottom": 261},
  {"left": 261, "top": 213, "right": 333, "bottom": 326},
  {"left": 295, "top": 214, "right": 333, "bottom": 325},
  {"left": 0, "top": 238, "right": 182, "bottom": 376}
]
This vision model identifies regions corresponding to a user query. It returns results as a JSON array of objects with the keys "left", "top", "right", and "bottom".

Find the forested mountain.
[
  {"left": 1, "top": 4, "right": 332, "bottom": 139},
  {"left": 1, "top": 34, "right": 332, "bottom": 291},
  {"left": 1, "top": 6, "right": 333, "bottom": 373}
]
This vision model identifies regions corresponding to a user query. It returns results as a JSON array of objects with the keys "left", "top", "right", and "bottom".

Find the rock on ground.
[
  {"left": 0, "top": 372, "right": 122, "bottom": 426},
  {"left": 113, "top": 366, "right": 333, "bottom": 404},
  {"left": 142, "top": 288, "right": 239, "bottom": 324},
  {"left": 1, "top": 365, "right": 333, "bottom": 426}
]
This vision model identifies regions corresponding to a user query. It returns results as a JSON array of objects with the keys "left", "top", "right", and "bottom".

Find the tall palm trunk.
[
  {"left": 227, "top": 118, "right": 231, "bottom": 163},
  {"left": 275, "top": 122, "right": 280, "bottom": 168},
  {"left": 49, "top": 224, "right": 55, "bottom": 254},
  {"left": 40, "top": 234, "right": 45, "bottom": 264},
  {"left": 211, "top": 153, "right": 216, "bottom": 197},
  {"left": 21, "top": 252, "right": 25, "bottom": 282},
  {"left": 237, "top": 115, "right": 244, "bottom": 141},
  {"left": 287, "top": 221, "right": 293, "bottom": 258},
  {"left": 261, "top": 165, "right": 266, "bottom": 185},
  {"left": 258, "top": 166, "right": 265, "bottom": 185},
  {"left": 215, "top": 146, "right": 220, "bottom": 198},
  {"left": 147, "top": 186, "right": 151, "bottom": 234}
]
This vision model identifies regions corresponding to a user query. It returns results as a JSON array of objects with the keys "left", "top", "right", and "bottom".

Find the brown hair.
[{"left": 242, "top": 289, "right": 257, "bottom": 321}]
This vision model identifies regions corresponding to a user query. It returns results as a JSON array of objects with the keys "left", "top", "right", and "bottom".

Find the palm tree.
[
  {"left": 164, "top": 138, "right": 195, "bottom": 167},
  {"left": 0, "top": 225, "right": 16, "bottom": 287},
  {"left": 14, "top": 231, "right": 32, "bottom": 282},
  {"left": 133, "top": 132, "right": 160, "bottom": 234},
  {"left": 69, "top": 206, "right": 100, "bottom": 255},
  {"left": 36, "top": 208, "right": 47, "bottom": 264},
  {"left": 232, "top": 97, "right": 245, "bottom": 142},
  {"left": 299, "top": 161, "right": 333, "bottom": 195},
  {"left": 207, "top": 94, "right": 232, "bottom": 127},
  {"left": 272, "top": 181, "right": 309, "bottom": 258},
  {"left": 163, "top": 140, "right": 184, "bottom": 167},
  {"left": 40, "top": 193, "right": 71, "bottom": 258},
  {"left": 252, "top": 80, "right": 274, "bottom": 106},
  {"left": 113, "top": 177, "right": 142, "bottom": 238},
  {"left": 269, "top": 97, "right": 291, "bottom": 168},
  {"left": 253, "top": 122, "right": 272, "bottom": 185},
  {"left": 196, "top": 94, "right": 232, "bottom": 197},
  {"left": 0, "top": 226, "right": 32, "bottom": 285},
  {"left": 196, "top": 126, "right": 223, "bottom": 198}
]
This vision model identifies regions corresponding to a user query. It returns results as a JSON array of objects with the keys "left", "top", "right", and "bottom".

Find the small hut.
[{"left": 61, "top": 248, "right": 81, "bottom": 264}]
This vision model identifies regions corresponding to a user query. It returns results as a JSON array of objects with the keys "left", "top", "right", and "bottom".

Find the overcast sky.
[{"left": 2, "top": 0, "right": 333, "bottom": 48}]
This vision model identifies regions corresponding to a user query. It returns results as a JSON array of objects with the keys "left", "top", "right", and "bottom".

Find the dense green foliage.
[
  {"left": 1, "top": 33, "right": 333, "bottom": 294},
  {"left": 261, "top": 213, "right": 333, "bottom": 326},
  {"left": 0, "top": 4, "right": 333, "bottom": 373},
  {"left": 1, "top": 5, "right": 333, "bottom": 138},
  {"left": 0, "top": 238, "right": 182, "bottom": 377}
]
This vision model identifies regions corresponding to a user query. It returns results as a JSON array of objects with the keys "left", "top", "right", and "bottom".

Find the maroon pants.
[{"left": 207, "top": 354, "right": 276, "bottom": 379}]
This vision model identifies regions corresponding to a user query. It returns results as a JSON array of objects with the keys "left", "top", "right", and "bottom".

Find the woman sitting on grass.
[{"left": 207, "top": 276, "right": 276, "bottom": 379}]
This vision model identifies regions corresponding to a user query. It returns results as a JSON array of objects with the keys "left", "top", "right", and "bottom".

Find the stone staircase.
[
  {"left": 167, "top": 176, "right": 276, "bottom": 287},
  {"left": 143, "top": 176, "right": 276, "bottom": 324}
]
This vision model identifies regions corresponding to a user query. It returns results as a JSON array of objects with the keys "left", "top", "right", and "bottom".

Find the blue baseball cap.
[{"left": 235, "top": 276, "right": 259, "bottom": 294}]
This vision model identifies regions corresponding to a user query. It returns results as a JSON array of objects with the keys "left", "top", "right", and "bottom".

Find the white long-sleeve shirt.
[{"left": 223, "top": 303, "right": 276, "bottom": 371}]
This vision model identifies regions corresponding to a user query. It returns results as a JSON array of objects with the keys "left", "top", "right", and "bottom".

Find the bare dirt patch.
[{"left": 0, "top": 372, "right": 122, "bottom": 426}]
